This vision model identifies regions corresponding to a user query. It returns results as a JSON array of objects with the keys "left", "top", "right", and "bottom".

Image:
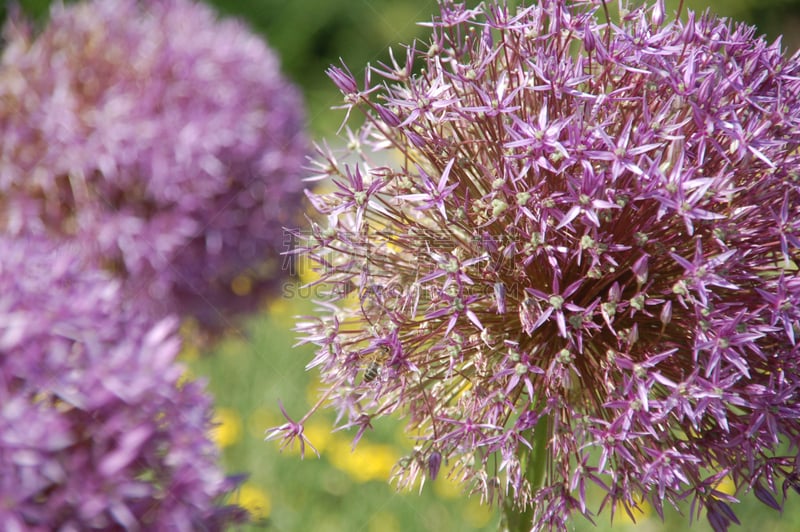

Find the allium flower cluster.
[
  {"left": 0, "top": 0, "right": 307, "bottom": 329},
  {"left": 283, "top": 1, "right": 800, "bottom": 530},
  {"left": 0, "top": 237, "right": 245, "bottom": 530}
]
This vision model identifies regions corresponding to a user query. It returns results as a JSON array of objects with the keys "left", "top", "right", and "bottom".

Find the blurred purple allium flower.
[
  {"left": 0, "top": 236, "right": 246, "bottom": 530},
  {"left": 276, "top": 1, "right": 800, "bottom": 530},
  {"left": 0, "top": 0, "right": 307, "bottom": 330}
]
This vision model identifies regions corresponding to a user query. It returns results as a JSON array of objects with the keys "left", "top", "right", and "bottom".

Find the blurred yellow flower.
[
  {"left": 231, "top": 273, "right": 253, "bottom": 296},
  {"left": 433, "top": 468, "right": 463, "bottom": 500},
  {"left": 303, "top": 420, "right": 334, "bottom": 454},
  {"left": 716, "top": 475, "right": 737, "bottom": 496},
  {"left": 297, "top": 254, "right": 321, "bottom": 286},
  {"left": 210, "top": 407, "right": 243, "bottom": 448},
  {"left": 464, "top": 498, "right": 495, "bottom": 528},
  {"left": 177, "top": 318, "right": 201, "bottom": 361},
  {"left": 266, "top": 297, "right": 294, "bottom": 327},
  {"left": 328, "top": 438, "right": 399, "bottom": 483},
  {"left": 341, "top": 287, "right": 361, "bottom": 310},
  {"left": 612, "top": 499, "right": 651, "bottom": 526},
  {"left": 235, "top": 483, "right": 271, "bottom": 521},
  {"left": 175, "top": 367, "right": 194, "bottom": 389},
  {"left": 178, "top": 342, "right": 200, "bottom": 362}
]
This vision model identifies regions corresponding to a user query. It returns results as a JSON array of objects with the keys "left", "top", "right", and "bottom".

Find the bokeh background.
[{"left": 3, "top": 1, "right": 800, "bottom": 530}]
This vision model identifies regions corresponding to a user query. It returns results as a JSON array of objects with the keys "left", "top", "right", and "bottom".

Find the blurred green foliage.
[{"left": 203, "top": 0, "right": 439, "bottom": 134}]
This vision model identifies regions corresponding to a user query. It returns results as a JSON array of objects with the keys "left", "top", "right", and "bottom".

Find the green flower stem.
[{"left": 502, "top": 414, "right": 549, "bottom": 532}]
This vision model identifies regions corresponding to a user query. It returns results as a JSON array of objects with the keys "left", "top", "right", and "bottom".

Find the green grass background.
[{"left": 4, "top": 0, "right": 800, "bottom": 530}]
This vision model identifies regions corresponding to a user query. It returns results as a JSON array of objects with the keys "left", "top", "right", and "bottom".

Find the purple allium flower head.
[
  {"left": 0, "top": 0, "right": 307, "bottom": 331},
  {"left": 279, "top": 1, "right": 800, "bottom": 530},
  {"left": 0, "top": 237, "right": 246, "bottom": 530}
]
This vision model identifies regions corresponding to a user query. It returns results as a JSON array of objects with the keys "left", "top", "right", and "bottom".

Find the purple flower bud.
[
  {"left": 375, "top": 104, "right": 402, "bottom": 127},
  {"left": 582, "top": 22, "right": 596, "bottom": 53},
  {"left": 327, "top": 63, "right": 359, "bottom": 95},
  {"left": 652, "top": 0, "right": 666, "bottom": 27},
  {"left": 706, "top": 499, "right": 741, "bottom": 532},
  {"left": 753, "top": 483, "right": 782, "bottom": 511},
  {"left": 683, "top": 11, "right": 696, "bottom": 42},
  {"left": 428, "top": 451, "right": 443, "bottom": 480}
]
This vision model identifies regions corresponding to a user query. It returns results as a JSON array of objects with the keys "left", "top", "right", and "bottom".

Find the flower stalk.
[{"left": 504, "top": 414, "right": 550, "bottom": 532}]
